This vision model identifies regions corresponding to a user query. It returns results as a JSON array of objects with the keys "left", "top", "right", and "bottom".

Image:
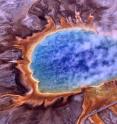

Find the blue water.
[{"left": 30, "top": 29, "right": 117, "bottom": 92}]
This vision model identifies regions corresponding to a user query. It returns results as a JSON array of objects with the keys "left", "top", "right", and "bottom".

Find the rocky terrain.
[{"left": 0, "top": 0, "right": 117, "bottom": 124}]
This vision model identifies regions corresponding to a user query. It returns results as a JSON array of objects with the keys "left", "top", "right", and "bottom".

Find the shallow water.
[{"left": 30, "top": 29, "right": 117, "bottom": 93}]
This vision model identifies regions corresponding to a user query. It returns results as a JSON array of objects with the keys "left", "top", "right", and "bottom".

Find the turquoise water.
[{"left": 30, "top": 29, "right": 117, "bottom": 92}]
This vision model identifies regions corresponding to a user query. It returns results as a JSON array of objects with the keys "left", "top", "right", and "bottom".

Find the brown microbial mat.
[{"left": 0, "top": 0, "right": 117, "bottom": 124}]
